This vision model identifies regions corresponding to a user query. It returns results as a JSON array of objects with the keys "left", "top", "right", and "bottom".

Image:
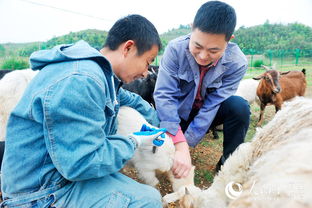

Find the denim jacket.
[
  {"left": 1, "top": 40, "right": 159, "bottom": 206},
  {"left": 154, "top": 34, "right": 247, "bottom": 147}
]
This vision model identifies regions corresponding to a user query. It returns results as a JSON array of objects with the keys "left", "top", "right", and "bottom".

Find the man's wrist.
[{"left": 174, "top": 141, "right": 189, "bottom": 151}]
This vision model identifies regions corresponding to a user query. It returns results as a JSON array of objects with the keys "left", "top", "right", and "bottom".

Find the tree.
[{"left": 0, "top": 44, "right": 5, "bottom": 57}]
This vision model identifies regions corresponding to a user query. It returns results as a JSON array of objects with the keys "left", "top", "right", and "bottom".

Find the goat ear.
[
  {"left": 280, "top": 71, "right": 290, "bottom": 75},
  {"left": 185, "top": 187, "right": 190, "bottom": 195},
  {"left": 163, "top": 192, "right": 183, "bottom": 204},
  {"left": 253, "top": 75, "right": 264, "bottom": 80}
]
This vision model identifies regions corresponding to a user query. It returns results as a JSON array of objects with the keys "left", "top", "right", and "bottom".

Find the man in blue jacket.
[
  {"left": 154, "top": 1, "right": 250, "bottom": 179},
  {"left": 1, "top": 15, "right": 166, "bottom": 208}
]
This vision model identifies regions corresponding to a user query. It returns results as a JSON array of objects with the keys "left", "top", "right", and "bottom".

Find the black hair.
[
  {"left": 193, "top": 1, "right": 236, "bottom": 41},
  {"left": 104, "top": 14, "right": 161, "bottom": 56}
]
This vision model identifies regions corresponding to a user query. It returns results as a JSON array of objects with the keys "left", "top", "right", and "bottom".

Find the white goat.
[
  {"left": 234, "top": 78, "right": 260, "bottom": 105},
  {"left": 117, "top": 106, "right": 195, "bottom": 193},
  {"left": 0, "top": 69, "right": 38, "bottom": 141},
  {"left": 163, "top": 97, "right": 312, "bottom": 208},
  {"left": 214, "top": 78, "right": 260, "bottom": 132}
]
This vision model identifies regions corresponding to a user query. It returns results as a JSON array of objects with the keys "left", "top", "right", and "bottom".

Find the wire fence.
[
  {"left": 242, "top": 49, "right": 312, "bottom": 70},
  {"left": 154, "top": 49, "right": 312, "bottom": 70}
]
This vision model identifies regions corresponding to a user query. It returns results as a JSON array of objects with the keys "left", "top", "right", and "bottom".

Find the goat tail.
[{"left": 302, "top": 68, "right": 306, "bottom": 76}]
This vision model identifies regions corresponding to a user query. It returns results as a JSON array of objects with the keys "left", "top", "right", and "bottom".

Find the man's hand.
[
  {"left": 172, "top": 141, "right": 192, "bottom": 178},
  {"left": 129, "top": 124, "right": 167, "bottom": 148}
]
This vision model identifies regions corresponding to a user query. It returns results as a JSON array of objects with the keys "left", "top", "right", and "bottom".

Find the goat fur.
[
  {"left": 234, "top": 78, "right": 260, "bottom": 105},
  {"left": 0, "top": 69, "right": 38, "bottom": 141},
  {"left": 164, "top": 97, "right": 312, "bottom": 208},
  {"left": 117, "top": 106, "right": 195, "bottom": 192}
]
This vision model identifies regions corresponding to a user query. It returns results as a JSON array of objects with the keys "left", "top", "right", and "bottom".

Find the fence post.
[
  {"left": 295, "top": 48, "right": 300, "bottom": 65},
  {"left": 279, "top": 50, "right": 285, "bottom": 67},
  {"left": 250, "top": 49, "right": 255, "bottom": 70},
  {"left": 267, "top": 50, "right": 273, "bottom": 66}
]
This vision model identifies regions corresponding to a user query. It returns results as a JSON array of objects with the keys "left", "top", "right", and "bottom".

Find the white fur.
[
  {"left": 0, "top": 69, "right": 38, "bottom": 141},
  {"left": 117, "top": 106, "right": 195, "bottom": 193},
  {"left": 234, "top": 78, "right": 260, "bottom": 105},
  {"left": 164, "top": 97, "right": 312, "bottom": 208}
]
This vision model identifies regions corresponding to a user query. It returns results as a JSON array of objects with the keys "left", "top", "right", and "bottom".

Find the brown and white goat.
[{"left": 252, "top": 66, "right": 306, "bottom": 126}]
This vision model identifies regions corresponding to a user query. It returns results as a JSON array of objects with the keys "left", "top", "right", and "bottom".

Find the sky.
[{"left": 0, "top": 0, "right": 311, "bottom": 44}]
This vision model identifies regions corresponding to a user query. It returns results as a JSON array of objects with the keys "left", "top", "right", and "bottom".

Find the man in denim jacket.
[
  {"left": 1, "top": 15, "right": 165, "bottom": 207},
  {"left": 154, "top": 1, "right": 250, "bottom": 179}
]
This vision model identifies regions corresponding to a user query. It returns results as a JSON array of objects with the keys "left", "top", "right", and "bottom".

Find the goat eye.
[{"left": 265, "top": 77, "right": 270, "bottom": 81}]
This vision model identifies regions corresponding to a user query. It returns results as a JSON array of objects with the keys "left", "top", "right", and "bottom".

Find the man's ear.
[
  {"left": 122, "top": 40, "right": 135, "bottom": 57},
  {"left": 230, "top": 34, "right": 235, "bottom": 40}
]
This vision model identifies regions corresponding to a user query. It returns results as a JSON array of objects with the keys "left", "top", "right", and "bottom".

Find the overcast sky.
[{"left": 0, "top": 0, "right": 311, "bottom": 43}]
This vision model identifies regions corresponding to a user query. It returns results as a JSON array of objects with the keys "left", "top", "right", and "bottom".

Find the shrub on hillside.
[
  {"left": 1, "top": 57, "right": 29, "bottom": 70},
  {"left": 253, "top": 59, "right": 264, "bottom": 68}
]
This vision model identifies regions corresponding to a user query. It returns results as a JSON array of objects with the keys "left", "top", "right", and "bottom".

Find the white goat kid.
[
  {"left": 117, "top": 106, "right": 175, "bottom": 186},
  {"left": 117, "top": 106, "right": 195, "bottom": 193}
]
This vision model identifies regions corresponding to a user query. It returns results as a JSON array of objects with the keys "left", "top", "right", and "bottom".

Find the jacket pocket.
[
  {"left": 205, "top": 79, "right": 222, "bottom": 94},
  {"left": 179, "top": 79, "right": 195, "bottom": 94}
]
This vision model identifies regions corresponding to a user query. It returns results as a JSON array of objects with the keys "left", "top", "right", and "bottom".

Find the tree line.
[{"left": 1, "top": 22, "right": 312, "bottom": 69}]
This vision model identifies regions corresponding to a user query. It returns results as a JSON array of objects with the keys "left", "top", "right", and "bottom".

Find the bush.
[
  {"left": 1, "top": 57, "right": 29, "bottom": 70},
  {"left": 252, "top": 59, "right": 264, "bottom": 68}
]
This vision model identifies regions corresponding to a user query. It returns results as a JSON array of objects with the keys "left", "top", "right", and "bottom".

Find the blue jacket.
[
  {"left": 1, "top": 40, "right": 159, "bottom": 204},
  {"left": 154, "top": 34, "right": 247, "bottom": 147}
]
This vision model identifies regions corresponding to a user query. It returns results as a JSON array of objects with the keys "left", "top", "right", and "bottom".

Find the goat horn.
[
  {"left": 150, "top": 67, "right": 156, "bottom": 74},
  {"left": 185, "top": 187, "right": 190, "bottom": 195},
  {"left": 261, "top": 65, "right": 270, "bottom": 71}
]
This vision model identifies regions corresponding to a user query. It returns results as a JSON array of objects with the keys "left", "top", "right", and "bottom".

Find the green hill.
[
  {"left": 1, "top": 22, "right": 312, "bottom": 58},
  {"left": 232, "top": 22, "right": 312, "bottom": 57}
]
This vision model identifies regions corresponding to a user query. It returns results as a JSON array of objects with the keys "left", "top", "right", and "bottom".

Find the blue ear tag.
[{"left": 153, "top": 139, "right": 164, "bottom": 146}]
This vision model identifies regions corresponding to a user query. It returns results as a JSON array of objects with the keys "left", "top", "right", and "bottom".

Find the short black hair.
[
  {"left": 193, "top": 1, "right": 236, "bottom": 41},
  {"left": 104, "top": 14, "right": 162, "bottom": 56}
]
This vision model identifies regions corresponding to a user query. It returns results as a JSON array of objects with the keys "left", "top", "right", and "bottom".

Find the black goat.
[
  {"left": 122, "top": 65, "right": 158, "bottom": 107},
  {"left": 0, "top": 70, "right": 13, "bottom": 79}
]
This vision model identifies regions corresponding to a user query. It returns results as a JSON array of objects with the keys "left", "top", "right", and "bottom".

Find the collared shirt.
[{"left": 192, "top": 60, "right": 219, "bottom": 110}]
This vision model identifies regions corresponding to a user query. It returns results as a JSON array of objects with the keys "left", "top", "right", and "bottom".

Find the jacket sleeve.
[
  {"left": 185, "top": 64, "right": 248, "bottom": 147},
  {"left": 118, "top": 87, "right": 160, "bottom": 127},
  {"left": 153, "top": 43, "right": 182, "bottom": 135},
  {"left": 43, "top": 74, "right": 136, "bottom": 181}
]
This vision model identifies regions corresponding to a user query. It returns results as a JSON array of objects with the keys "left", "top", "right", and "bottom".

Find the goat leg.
[{"left": 257, "top": 103, "right": 266, "bottom": 126}]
